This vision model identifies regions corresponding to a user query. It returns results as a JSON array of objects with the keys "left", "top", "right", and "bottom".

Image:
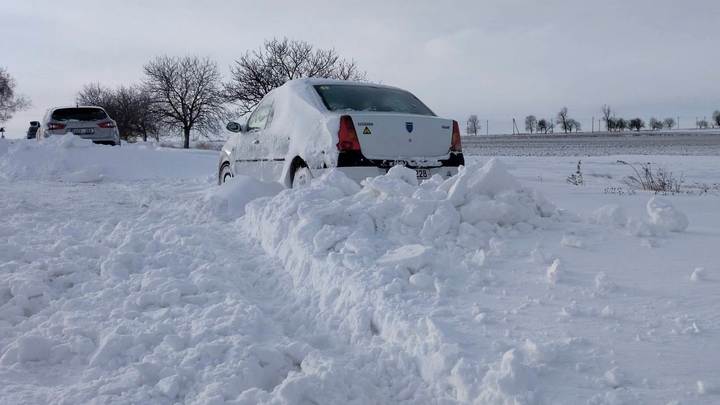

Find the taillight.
[
  {"left": 336, "top": 115, "right": 361, "bottom": 152},
  {"left": 98, "top": 121, "right": 116, "bottom": 129},
  {"left": 451, "top": 120, "right": 462, "bottom": 152},
  {"left": 47, "top": 123, "right": 66, "bottom": 131}
]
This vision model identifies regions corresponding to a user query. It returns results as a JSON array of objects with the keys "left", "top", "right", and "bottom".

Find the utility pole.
[
  {"left": 486, "top": 120, "right": 489, "bottom": 136},
  {"left": 592, "top": 117, "right": 594, "bottom": 133}
]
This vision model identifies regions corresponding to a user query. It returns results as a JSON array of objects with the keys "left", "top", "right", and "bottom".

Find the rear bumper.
[
  {"left": 46, "top": 130, "right": 119, "bottom": 144},
  {"left": 337, "top": 150, "right": 464, "bottom": 168},
  {"left": 335, "top": 165, "right": 459, "bottom": 184},
  {"left": 333, "top": 150, "right": 463, "bottom": 183}
]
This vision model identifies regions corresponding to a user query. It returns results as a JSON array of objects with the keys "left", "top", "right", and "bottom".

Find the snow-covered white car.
[
  {"left": 218, "top": 78, "right": 464, "bottom": 186},
  {"left": 36, "top": 106, "right": 121, "bottom": 146}
]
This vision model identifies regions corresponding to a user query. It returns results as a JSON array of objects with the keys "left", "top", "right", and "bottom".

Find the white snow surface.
[{"left": 1, "top": 138, "right": 719, "bottom": 404}]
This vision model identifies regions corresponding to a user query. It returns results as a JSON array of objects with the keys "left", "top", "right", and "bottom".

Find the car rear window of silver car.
[
  {"left": 51, "top": 108, "right": 108, "bottom": 121},
  {"left": 313, "top": 85, "right": 435, "bottom": 116}
]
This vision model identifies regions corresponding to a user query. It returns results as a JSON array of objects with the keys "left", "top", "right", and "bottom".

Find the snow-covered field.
[
  {"left": 463, "top": 132, "right": 720, "bottom": 156},
  {"left": 1, "top": 136, "right": 719, "bottom": 404}
]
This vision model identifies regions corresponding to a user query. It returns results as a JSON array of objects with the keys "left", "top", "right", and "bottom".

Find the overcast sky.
[{"left": 2, "top": 0, "right": 719, "bottom": 137}]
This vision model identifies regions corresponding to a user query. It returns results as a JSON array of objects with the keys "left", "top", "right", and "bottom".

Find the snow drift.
[
  {"left": 243, "top": 159, "right": 563, "bottom": 402},
  {"left": 0, "top": 136, "right": 216, "bottom": 182}
]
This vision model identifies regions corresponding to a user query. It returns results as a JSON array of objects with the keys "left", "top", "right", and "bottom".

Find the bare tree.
[
  {"left": 615, "top": 118, "right": 628, "bottom": 131},
  {"left": 697, "top": 118, "right": 709, "bottom": 129},
  {"left": 607, "top": 117, "right": 617, "bottom": 132},
  {"left": 77, "top": 83, "right": 159, "bottom": 141},
  {"left": 225, "top": 38, "right": 366, "bottom": 114},
  {"left": 556, "top": 107, "right": 572, "bottom": 133},
  {"left": 537, "top": 119, "right": 548, "bottom": 134},
  {"left": 713, "top": 110, "right": 720, "bottom": 128},
  {"left": 466, "top": 114, "right": 480, "bottom": 135},
  {"left": 601, "top": 104, "right": 612, "bottom": 131},
  {"left": 537, "top": 118, "right": 554, "bottom": 134},
  {"left": 663, "top": 117, "right": 676, "bottom": 129},
  {"left": 524, "top": 115, "right": 537, "bottom": 134},
  {"left": 568, "top": 119, "right": 581, "bottom": 132},
  {"left": 628, "top": 118, "right": 645, "bottom": 132},
  {"left": 144, "top": 56, "right": 226, "bottom": 149},
  {"left": 649, "top": 117, "right": 663, "bottom": 130},
  {"left": 0, "top": 67, "right": 30, "bottom": 124}
]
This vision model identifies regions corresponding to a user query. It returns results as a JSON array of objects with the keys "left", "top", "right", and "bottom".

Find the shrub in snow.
[
  {"left": 617, "top": 160, "right": 683, "bottom": 193},
  {"left": 566, "top": 160, "right": 584, "bottom": 186},
  {"left": 646, "top": 197, "right": 688, "bottom": 232}
]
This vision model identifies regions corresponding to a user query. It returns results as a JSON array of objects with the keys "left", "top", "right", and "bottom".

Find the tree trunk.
[
  {"left": 142, "top": 130, "right": 147, "bottom": 142},
  {"left": 183, "top": 127, "right": 191, "bottom": 149}
]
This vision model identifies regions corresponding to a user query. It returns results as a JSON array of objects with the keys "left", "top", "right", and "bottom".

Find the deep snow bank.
[
  {"left": 204, "top": 175, "right": 283, "bottom": 220},
  {"left": 244, "top": 159, "right": 563, "bottom": 402},
  {"left": 0, "top": 136, "right": 216, "bottom": 182}
]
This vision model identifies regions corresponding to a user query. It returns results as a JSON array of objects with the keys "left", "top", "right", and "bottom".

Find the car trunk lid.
[{"left": 349, "top": 113, "right": 452, "bottom": 160}]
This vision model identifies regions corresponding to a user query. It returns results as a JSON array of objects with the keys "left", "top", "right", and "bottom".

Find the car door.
[
  {"left": 254, "top": 99, "right": 287, "bottom": 182},
  {"left": 232, "top": 98, "right": 272, "bottom": 180}
]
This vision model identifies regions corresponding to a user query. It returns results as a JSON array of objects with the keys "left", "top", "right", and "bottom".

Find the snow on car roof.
[
  {"left": 283, "top": 77, "right": 404, "bottom": 92},
  {"left": 50, "top": 105, "right": 106, "bottom": 110}
]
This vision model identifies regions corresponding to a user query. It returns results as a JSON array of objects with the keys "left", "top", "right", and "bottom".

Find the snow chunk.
[
  {"left": 156, "top": 375, "right": 181, "bottom": 399},
  {"left": 546, "top": 259, "right": 561, "bottom": 284},
  {"left": 16, "top": 335, "right": 53, "bottom": 363},
  {"left": 646, "top": 197, "right": 688, "bottom": 232},
  {"left": 603, "top": 366, "right": 627, "bottom": 388},
  {"left": 690, "top": 267, "right": 705, "bottom": 282},
  {"left": 205, "top": 176, "right": 283, "bottom": 220},
  {"left": 591, "top": 204, "right": 627, "bottom": 227},
  {"left": 409, "top": 273, "right": 435, "bottom": 291},
  {"left": 560, "top": 234, "right": 584, "bottom": 249},
  {"left": 594, "top": 272, "right": 616, "bottom": 295},
  {"left": 477, "top": 348, "right": 537, "bottom": 405},
  {"left": 377, "top": 244, "right": 432, "bottom": 271}
]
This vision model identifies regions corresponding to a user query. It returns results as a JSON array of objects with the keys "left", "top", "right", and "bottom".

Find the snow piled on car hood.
[{"left": 0, "top": 136, "right": 216, "bottom": 182}]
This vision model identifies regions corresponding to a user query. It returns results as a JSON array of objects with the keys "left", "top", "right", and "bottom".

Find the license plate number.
[
  {"left": 72, "top": 128, "right": 94, "bottom": 135},
  {"left": 416, "top": 169, "right": 429, "bottom": 179}
]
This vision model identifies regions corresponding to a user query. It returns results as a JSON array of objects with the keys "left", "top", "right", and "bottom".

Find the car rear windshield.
[
  {"left": 51, "top": 108, "right": 108, "bottom": 121},
  {"left": 314, "top": 85, "right": 435, "bottom": 116}
]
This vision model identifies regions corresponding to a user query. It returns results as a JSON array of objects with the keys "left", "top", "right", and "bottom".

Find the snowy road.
[
  {"left": 0, "top": 177, "right": 438, "bottom": 404},
  {"left": 1, "top": 137, "right": 719, "bottom": 404}
]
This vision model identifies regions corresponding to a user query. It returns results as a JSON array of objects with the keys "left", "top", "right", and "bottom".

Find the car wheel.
[
  {"left": 291, "top": 166, "right": 312, "bottom": 188},
  {"left": 219, "top": 163, "right": 233, "bottom": 185}
]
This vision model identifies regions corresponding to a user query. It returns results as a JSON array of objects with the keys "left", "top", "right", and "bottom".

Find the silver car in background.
[{"left": 36, "top": 106, "right": 120, "bottom": 146}]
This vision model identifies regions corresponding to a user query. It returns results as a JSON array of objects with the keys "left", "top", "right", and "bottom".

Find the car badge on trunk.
[{"left": 405, "top": 122, "right": 414, "bottom": 133}]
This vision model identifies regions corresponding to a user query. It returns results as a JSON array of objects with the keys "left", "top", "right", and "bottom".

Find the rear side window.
[
  {"left": 51, "top": 108, "right": 108, "bottom": 121},
  {"left": 314, "top": 85, "right": 435, "bottom": 116}
]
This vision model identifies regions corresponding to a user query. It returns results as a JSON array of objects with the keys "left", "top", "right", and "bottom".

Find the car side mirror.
[{"left": 226, "top": 121, "right": 244, "bottom": 133}]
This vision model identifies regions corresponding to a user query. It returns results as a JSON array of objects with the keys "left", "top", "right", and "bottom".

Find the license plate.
[
  {"left": 72, "top": 128, "right": 94, "bottom": 135},
  {"left": 416, "top": 169, "right": 429, "bottom": 179}
]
